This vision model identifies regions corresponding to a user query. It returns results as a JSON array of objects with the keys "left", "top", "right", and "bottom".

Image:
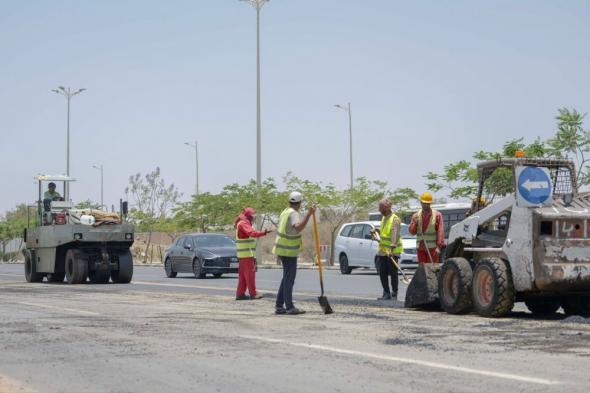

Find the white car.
[{"left": 334, "top": 221, "right": 417, "bottom": 274}]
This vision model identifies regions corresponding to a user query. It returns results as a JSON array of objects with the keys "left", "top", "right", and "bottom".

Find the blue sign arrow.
[{"left": 517, "top": 167, "right": 552, "bottom": 204}]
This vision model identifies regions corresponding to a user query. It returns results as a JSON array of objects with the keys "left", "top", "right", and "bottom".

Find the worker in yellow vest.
[
  {"left": 370, "top": 198, "right": 403, "bottom": 300},
  {"left": 409, "top": 192, "right": 445, "bottom": 263},
  {"left": 272, "top": 191, "right": 315, "bottom": 315}
]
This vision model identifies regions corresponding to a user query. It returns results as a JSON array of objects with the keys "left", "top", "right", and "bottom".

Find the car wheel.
[
  {"left": 339, "top": 254, "right": 352, "bottom": 275},
  {"left": 24, "top": 250, "right": 43, "bottom": 283},
  {"left": 193, "top": 258, "right": 206, "bottom": 279},
  {"left": 439, "top": 257, "right": 473, "bottom": 315},
  {"left": 471, "top": 257, "right": 515, "bottom": 317},
  {"left": 164, "top": 258, "right": 177, "bottom": 278}
]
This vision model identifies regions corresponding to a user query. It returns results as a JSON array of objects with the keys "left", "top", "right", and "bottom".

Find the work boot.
[
  {"left": 378, "top": 293, "right": 392, "bottom": 300},
  {"left": 286, "top": 307, "right": 306, "bottom": 315},
  {"left": 250, "top": 293, "right": 263, "bottom": 300},
  {"left": 236, "top": 295, "right": 249, "bottom": 301},
  {"left": 275, "top": 306, "right": 287, "bottom": 315}
]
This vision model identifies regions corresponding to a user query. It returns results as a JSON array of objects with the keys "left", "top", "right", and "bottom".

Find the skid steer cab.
[
  {"left": 23, "top": 174, "right": 134, "bottom": 284},
  {"left": 406, "top": 157, "right": 590, "bottom": 317}
]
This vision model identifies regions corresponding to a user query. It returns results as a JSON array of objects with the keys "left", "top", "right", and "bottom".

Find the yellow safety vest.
[
  {"left": 272, "top": 207, "right": 303, "bottom": 257},
  {"left": 416, "top": 209, "right": 438, "bottom": 245},
  {"left": 235, "top": 227, "right": 256, "bottom": 259},
  {"left": 379, "top": 214, "right": 403, "bottom": 255}
]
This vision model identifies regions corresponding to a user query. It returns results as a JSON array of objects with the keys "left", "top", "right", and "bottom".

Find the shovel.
[
  {"left": 311, "top": 210, "right": 334, "bottom": 314},
  {"left": 388, "top": 255, "right": 411, "bottom": 285}
]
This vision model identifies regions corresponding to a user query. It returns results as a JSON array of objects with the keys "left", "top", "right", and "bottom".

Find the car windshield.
[
  {"left": 194, "top": 235, "right": 235, "bottom": 248},
  {"left": 374, "top": 223, "right": 415, "bottom": 239}
]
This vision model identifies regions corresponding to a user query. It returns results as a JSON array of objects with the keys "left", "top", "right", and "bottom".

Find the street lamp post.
[
  {"left": 241, "top": 0, "right": 270, "bottom": 263},
  {"left": 52, "top": 86, "right": 86, "bottom": 199},
  {"left": 240, "top": 0, "right": 269, "bottom": 192},
  {"left": 335, "top": 102, "right": 354, "bottom": 190},
  {"left": 92, "top": 164, "right": 104, "bottom": 209},
  {"left": 184, "top": 141, "right": 199, "bottom": 196}
]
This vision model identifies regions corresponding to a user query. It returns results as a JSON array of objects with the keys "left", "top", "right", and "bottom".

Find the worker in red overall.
[
  {"left": 409, "top": 192, "right": 446, "bottom": 263},
  {"left": 234, "top": 207, "right": 271, "bottom": 300}
]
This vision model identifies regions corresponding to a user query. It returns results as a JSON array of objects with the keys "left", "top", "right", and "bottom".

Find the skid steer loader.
[{"left": 405, "top": 156, "right": 590, "bottom": 317}]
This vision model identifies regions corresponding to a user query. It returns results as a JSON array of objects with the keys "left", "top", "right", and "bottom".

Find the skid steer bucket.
[{"left": 404, "top": 263, "right": 441, "bottom": 309}]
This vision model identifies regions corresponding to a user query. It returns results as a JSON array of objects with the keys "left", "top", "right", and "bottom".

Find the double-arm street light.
[
  {"left": 52, "top": 86, "right": 86, "bottom": 199},
  {"left": 335, "top": 102, "right": 354, "bottom": 190},
  {"left": 184, "top": 141, "right": 199, "bottom": 196},
  {"left": 240, "top": 0, "right": 269, "bottom": 193},
  {"left": 92, "top": 164, "right": 104, "bottom": 209}
]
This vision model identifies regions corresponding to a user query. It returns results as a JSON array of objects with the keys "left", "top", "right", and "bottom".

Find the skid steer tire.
[
  {"left": 46, "top": 272, "right": 66, "bottom": 283},
  {"left": 561, "top": 295, "right": 590, "bottom": 317},
  {"left": 24, "top": 250, "right": 43, "bottom": 283},
  {"left": 65, "top": 250, "right": 88, "bottom": 284},
  {"left": 471, "top": 257, "right": 515, "bottom": 317},
  {"left": 525, "top": 298, "right": 561, "bottom": 315},
  {"left": 111, "top": 250, "right": 133, "bottom": 284},
  {"left": 89, "top": 269, "right": 110, "bottom": 284},
  {"left": 439, "top": 257, "right": 473, "bottom": 314}
]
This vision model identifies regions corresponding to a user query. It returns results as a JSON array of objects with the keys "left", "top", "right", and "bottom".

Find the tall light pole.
[
  {"left": 241, "top": 0, "right": 269, "bottom": 262},
  {"left": 241, "top": 0, "right": 269, "bottom": 192},
  {"left": 92, "top": 164, "right": 104, "bottom": 209},
  {"left": 52, "top": 86, "right": 86, "bottom": 199},
  {"left": 184, "top": 141, "right": 199, "bottom": 196},
  {"left": 335, "top": 102, "right": 354, "bottom": 190}
]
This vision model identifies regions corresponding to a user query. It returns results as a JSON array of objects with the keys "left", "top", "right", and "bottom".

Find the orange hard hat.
[{"left": 419, "top": 192, "right": 433, "bottom": 204}]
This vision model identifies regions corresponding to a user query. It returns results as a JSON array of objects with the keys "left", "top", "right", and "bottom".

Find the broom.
[{"left": 311, "top": 210, "right": 334, "bottom": 314}]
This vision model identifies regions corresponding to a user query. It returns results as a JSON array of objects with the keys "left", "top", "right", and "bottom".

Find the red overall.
[{"left": 235, "top": 209, "right": 267, "bottom": 297}]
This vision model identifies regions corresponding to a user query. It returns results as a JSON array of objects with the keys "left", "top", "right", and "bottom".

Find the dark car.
[{"left": 163, "top": 233, "right": 239, "bottom": 279}]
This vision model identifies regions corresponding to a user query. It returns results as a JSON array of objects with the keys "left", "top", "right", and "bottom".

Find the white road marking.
[
  {"left": 131, "top": 281, "right": 376, "bottom": 300},
  {"left": 241, "top": 335, "right": 561, "bottom": 386},
  {"left": 0, "top": 273, "right": 22, "bottom": 277},
  {"left": 18, "top": 302, "right": 100, "bottom": 316}
]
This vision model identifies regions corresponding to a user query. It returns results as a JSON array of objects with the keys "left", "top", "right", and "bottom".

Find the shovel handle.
[
  {"left": 311, "top": 211, "right": 325, "bottom": 293},
  {"left": 389, "top": 256, "right": 411, "bottom": 285}
]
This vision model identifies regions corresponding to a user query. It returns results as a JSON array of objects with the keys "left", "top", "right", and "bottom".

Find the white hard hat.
[{"left": 289, "top": 191, "right": 303, "bottom": 203}]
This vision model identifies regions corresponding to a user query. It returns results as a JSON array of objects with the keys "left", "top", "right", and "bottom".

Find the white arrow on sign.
[{"left": 522, "top": 179, "right": 549, "bottom": 191}]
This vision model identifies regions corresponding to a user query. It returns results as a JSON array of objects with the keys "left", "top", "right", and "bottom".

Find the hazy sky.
[{"left": 1, "top": 0, "right": 589, "bottom": 214}]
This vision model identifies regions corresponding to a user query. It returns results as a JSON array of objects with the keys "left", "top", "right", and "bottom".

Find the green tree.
[
  {"left": 125, "top": 167, "right": 182, "bottom": 262},
  {"left": 75, "top": 200, "right": 101, "bottom": 210},
  {"left": 284, "top": 173, "right": 388, "bottom": 265},
  {"left": 546, "top": 108, "right": 590, "bottom": 187}
]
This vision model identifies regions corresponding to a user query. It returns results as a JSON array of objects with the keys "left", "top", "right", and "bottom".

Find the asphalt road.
[{"left": 1, "top": 264, "right": 590, "bottom": 393}]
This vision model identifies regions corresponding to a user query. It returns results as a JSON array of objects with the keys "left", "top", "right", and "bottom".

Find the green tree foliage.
[
  {"left": 284, "top": 173, "right": 388, "bottom": 265},
  {"left": 173, "top": 178, "right": 285, "bottom": 233},
  {"left": 0, "top": 204, "right": 32, "bottom": 261},
  {"left": 75, "top": 200, "right": 101, "bottom": 210},
  {"left": 125, "top": 167, "right": 182, "bottom": 262},
  {"left": 425, "top": 107, "right": 585, "bottom": 201},
  {"left": 546, "top": 108, "right": 590, "bottom": 187}
]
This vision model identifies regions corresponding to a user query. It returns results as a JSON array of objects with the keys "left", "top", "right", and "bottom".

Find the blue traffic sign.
[{"left": 517, "top": 167, "right": 552, "bottom": 204}]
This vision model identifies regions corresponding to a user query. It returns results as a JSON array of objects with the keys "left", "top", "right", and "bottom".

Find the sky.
[{"left": 1, "top": 0, "right": 589, "bottom": 214}]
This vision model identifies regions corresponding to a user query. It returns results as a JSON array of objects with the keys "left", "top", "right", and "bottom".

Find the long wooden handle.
[{"left": 311, "top": 211, "right": 325, "bottom": 294}]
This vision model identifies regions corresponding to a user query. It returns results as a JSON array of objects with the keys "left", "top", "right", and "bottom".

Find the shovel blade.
[{"left": 318, "top": 296, "right": 334, "bottom": 314}]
